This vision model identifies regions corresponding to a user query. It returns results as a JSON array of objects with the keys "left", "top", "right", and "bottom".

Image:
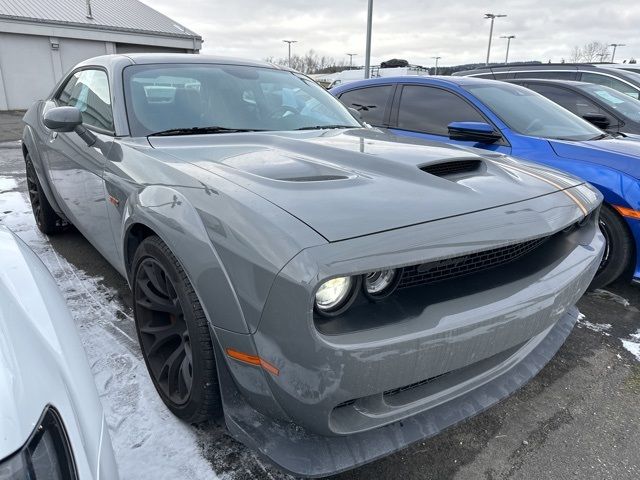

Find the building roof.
[{"left": 0, "top": 0, "right": 201, "bottom": 40}]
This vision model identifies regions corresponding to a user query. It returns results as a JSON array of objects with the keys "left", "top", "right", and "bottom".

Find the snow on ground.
[
  {"left": 576, "top": 312, "right": 613, "bottom": 336},
  {"left": 621, "top": 329, "right": 640, "bottom": 362},
  {"left": 0, "top": 172, "right": 220, "bottom": 480}
]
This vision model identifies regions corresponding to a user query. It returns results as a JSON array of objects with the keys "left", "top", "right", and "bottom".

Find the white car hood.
[{"left": 0, "top": 227, "right": 116, "bottom": 477}]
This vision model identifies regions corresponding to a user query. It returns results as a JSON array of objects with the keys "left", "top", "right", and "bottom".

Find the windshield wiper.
[
  {"left": 589, "top": 133, "right": 610, "bottom": 141},
  {"left": 295, "top": 125, "right": 357, "bottom": 131},
  {"left": 148, "top": 126, "right": 265, "bottom": 137}
]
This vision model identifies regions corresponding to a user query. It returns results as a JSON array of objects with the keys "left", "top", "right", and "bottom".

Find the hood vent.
[
  {"left": 278, "top": 175, "right": 348, "bottom": 182},
  {"left": 420, "top": 159, "right": 482, "bottom": 177}
]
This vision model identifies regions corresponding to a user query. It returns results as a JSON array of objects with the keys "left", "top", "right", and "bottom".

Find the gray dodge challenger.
[{"left": 22, "top": 54, "right": 604, "bottom": 477}]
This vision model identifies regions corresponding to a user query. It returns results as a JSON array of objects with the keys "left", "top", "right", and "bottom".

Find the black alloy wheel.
[
  {"left": 132, "top": 235, "right": 222, "bottom": 423},
  {"left": 135, "top": 257, "right": 193, "bottom": 405},
  {"left": 24, "top": 154, "right": 66, "bottom": 234}
]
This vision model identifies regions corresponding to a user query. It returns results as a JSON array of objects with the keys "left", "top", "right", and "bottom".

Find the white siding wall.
[
  {"left": 0, "top": 32, "right": 57, "bottom": 109},
  {"left": 0, "top": 30, "right": 196, "bottom": 110}
]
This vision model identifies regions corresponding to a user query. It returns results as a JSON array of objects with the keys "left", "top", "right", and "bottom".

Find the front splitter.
[{"left": 218, "top": 307, "right": 579, "bottom": 478}]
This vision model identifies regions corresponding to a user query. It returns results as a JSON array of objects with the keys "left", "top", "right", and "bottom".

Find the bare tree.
[
  {"left": 569, "top": 41, "right": 610, "bottom": 62},
  {"left": 266, "top": 49, "right": 347, "bottom": 74}
]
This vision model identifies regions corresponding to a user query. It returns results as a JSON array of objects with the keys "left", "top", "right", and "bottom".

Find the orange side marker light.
[
  {"left": 613, "top": 205, "right": 640, "bottom": 220},
  {"left": 226, "top": 348, "right": 280, "bottom": 376}
]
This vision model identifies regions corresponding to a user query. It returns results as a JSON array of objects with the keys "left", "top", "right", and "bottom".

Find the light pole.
[
  {"left": 347, "top": 53, "right": 358, "bottom": 69},
  {"left": 484, "top": 13, "right": 507, "bottom": 65},
  {"left": 282, "top": 40, "right": 297, "bottom": 67},
  {"left": 431, "top": 56, "right": 442, "bottom": 75},
  {"left": 609, "top": 43, "right": 626, "bottom": 62},
  {"left": 500, "top": 35, "right": 515, "bottom": 64},
  {"left": 364, "top": 0, "right": 373, "bottom": 79}
]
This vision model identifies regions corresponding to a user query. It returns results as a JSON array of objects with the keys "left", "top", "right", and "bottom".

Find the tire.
[
  {"left": 589, "top": 204, "right": 634, "bottom": 290},
  {"left": 132, "top": 235, "right": 222, "bottom": 424},
  {"left": 24, "top": 153, "right": 66, "bottom": 235}
]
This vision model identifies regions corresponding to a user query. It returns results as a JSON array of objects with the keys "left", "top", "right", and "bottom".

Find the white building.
[{"left": 0, "top": 0, "right": 202, "bottom": 110}]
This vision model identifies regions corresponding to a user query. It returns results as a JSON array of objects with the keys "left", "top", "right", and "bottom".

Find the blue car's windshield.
[
  {"left": 123, "top": 64, "right": 360, "bottom": 136},
  {"left": 464, "top": 83, "right": 603, "bottom": 141},
  {"left": 580, "top": 84, "right": 640, "bottom": 123}
]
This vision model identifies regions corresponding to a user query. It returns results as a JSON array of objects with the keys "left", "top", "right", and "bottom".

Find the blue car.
[{"left": 332, "top": 76, "right": 640, "bottom": 289}]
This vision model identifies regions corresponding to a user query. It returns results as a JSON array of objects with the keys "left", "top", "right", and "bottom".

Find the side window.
[
  {"left": 580, "top": 72, "right": 640, "bottom": 99},
  {"left": 57, "top": 69, "right": 114, "bottom": 131},
  {"left": 527, "top": 84, "right": 617, "bottom": 125},
  {"left": 396, "top": 85, "right": 486, "bottom": 135},
  {"left": 338, "top": 85, "right": 393, "bottom": 125},
  {"left": 514, "top": 71, "right": 577, "bottom": 80}
]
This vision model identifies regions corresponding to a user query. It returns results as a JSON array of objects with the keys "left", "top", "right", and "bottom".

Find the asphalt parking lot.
[{"left": 1, "top": 125, "right": 639, "bottom": 479}]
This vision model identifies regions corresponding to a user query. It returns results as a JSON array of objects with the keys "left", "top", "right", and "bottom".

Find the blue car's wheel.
[
  {"left": 590, "top": 204, "right": 633, "bottom": 290},
  {"left": 132, "top": 235, "right": 222, "bottom": 423}
]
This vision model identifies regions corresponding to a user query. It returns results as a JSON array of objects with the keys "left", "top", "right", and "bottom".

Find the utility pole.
[
  {"left": 364, "top": 0, "right": 373, "bottom": 79},
  {"left": 500, "top": 35, "right": 515, "bottom": 64},
  {"left": 282, "top": 40, "right": 297, "bottom": 68},
  {"left": 347, "top": 53, "right": 358, "bottom": 69},
  {"left": 484, "top": 13, "right": 507, "bottom": 65},
  {"left": 431, "top": 56, "right": 442, "bottom": 75},
  {"left": 609, "top": 43, "right": 626, "bottom": 62}
]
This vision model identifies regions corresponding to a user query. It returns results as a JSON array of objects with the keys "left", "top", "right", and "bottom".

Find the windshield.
[
  {"left": 464, "top": 83, "right": 603, "bottom": 141},
  {"left": 123, "top": 64, "right": 361, "bottom": 136},
  {"left": 580, "top": 84, "right": 640, "bottom": 123}
]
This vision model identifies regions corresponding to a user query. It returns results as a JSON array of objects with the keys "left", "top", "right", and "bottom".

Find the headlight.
[
  {"left": 363, "top": 269, "right": 400, "bottom": 300},
  {"left": 315, "top": 276, "right": 358, "bottom": 315},
  {"left": 0, "top": 407, "right": 76, "bottom": 479}
]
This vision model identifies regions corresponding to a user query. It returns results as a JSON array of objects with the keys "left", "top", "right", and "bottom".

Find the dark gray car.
[
  {"left": 22, "top": 54, "right": 604, "bottom": 477},
  {"left": 507, "top": 79, "right": 640, "bottom": 135},
  {"left": 454, "top": 63, "right": 640, "bottom": 99}
]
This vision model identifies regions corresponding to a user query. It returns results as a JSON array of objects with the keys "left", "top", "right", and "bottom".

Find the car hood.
[
  {"left": 149, "top": 129, "right": 584, "bottom": 242},
  {"left": 0, "top": 228, "right": 105, "bottom": 467},
  {"left": 549, "top": 137, "right": 640, "bottom": 178}
]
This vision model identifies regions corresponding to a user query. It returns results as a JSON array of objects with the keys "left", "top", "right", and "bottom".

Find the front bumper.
[
  {"left": 214, "top": 187, "right": 603, "bottom": 476},
  {"left": 220, "top": 307, "right": 580, "bottom": 478}
]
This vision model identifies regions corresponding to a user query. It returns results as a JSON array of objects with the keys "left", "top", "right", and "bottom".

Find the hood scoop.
[{"left": 420, "top": 159, "right": 482, "bottom": 177}]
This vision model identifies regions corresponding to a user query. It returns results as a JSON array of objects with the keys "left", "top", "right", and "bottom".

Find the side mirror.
[
  {"left": 43, "top": 106, "right": 82, "bottom": 132},
  {"left": 43, "top": 105, "right": 97, "bottom": 146},
  {"left": 582, "top": 113, "right": 610, "bottom": 129},
  {"left": 447, "top": 121, "right": 502, "bottom": 144}
]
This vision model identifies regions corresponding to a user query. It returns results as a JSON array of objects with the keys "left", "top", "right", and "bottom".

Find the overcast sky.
[{"left": 145, "top": 0, "right": 639, "bottom": 67}]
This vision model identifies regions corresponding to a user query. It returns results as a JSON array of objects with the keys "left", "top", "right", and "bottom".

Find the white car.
[{"left": 0, "top": 227, "right": 118, "bottom": 479}]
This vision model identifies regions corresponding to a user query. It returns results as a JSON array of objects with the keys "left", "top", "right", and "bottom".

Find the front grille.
[
  {"left": 420, "top": 159, "right": 482, "bottom": 177},
  {"left": 399, "top": 236, "right": 549, "bottom": 289}
]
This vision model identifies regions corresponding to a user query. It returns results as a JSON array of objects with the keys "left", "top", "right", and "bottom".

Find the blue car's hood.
[{"left": 549, "top": 138, "right": 640, "bottom": 178}]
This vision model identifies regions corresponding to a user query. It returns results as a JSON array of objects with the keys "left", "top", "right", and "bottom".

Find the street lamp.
[
  {"left": 282, "top": 40, "right": 297, "bottom": 67},
  {"left": 609, "top": 43, "right": 626, "bottom": 63},
  {"left": 484, "top": 13, "right": 507, "bottom": 65},
  {"left": 500, "top": 35, "right": 515, "bottom": 64},
  {"left": 432, "top": 56, "right": 442, "bottom": 75},
  {"left": 347, "top": 53, "right": 358, "bottom": 69},
  {"left": 364, "top": 0, "right": 373, "bottom": 79}
]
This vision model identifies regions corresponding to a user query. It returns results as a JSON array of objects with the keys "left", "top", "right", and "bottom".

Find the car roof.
[
  {"left": 506, "top": 78, "right": 590, "bottom": 87},
  {"left": 331, "top": 75, "right": 501, "bottom": 91},
  {"left": 456, "top": 63, "right": 640, "bottom": 82},
  {"left": 76, "top": 53, "right": 281, "bottom": 70}
]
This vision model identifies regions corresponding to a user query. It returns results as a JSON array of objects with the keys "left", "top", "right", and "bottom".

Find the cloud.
[{"left": 144, "top": 0, "right": 639, "bottom": 66}]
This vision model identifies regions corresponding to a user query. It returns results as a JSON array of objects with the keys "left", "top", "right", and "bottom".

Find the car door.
[
  {"left": 387, "top": 84, "right": 512, "bottom": 153},
  {"left": 336, "top": 84, "right": 395, "bottom": 127},
  {"left": 524, "top": 83, "right": 621, "bottom": 133},
  {"left": 42, "top": 68, "right": 119, "bottom": 264}
]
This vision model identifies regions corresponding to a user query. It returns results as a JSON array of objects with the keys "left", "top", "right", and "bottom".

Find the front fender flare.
[{"left": 122, "top": 185, "right": 250, "bottom": 334}]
